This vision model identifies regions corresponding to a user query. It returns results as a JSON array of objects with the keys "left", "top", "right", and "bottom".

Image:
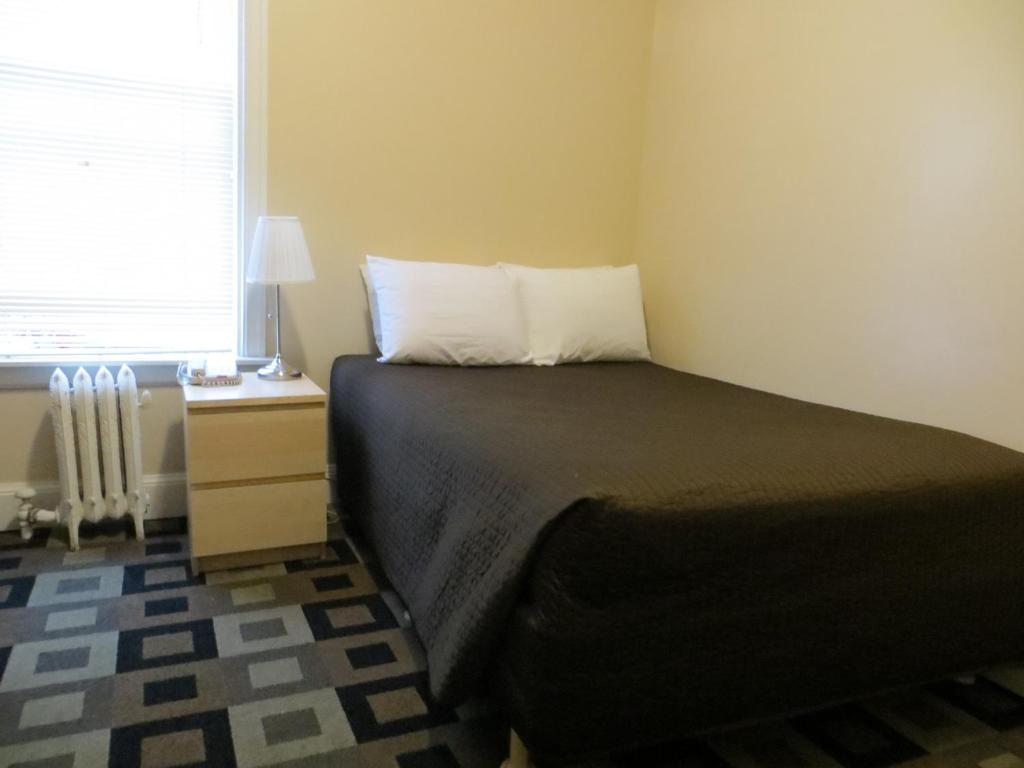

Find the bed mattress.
[{"left": 329, "top": 356, "right": 1024, "bottom": 762}]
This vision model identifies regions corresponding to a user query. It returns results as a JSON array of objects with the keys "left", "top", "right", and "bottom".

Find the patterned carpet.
[{"left": 2, "top": 518, "right": 1024, "bottom": 768}]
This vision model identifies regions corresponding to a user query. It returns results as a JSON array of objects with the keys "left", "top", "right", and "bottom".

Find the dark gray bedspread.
[{"left": 330, "top": 356, "right": 1024, "bottom": 719}]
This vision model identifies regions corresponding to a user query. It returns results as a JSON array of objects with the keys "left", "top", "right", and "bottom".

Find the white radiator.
[{"left": 16, "top": 365, "right": 149, "bottom": 550}]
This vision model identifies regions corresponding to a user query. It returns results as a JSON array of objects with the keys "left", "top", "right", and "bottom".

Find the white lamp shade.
[{"left": 246, "top": 216, "right": 316, "bottom": 284}]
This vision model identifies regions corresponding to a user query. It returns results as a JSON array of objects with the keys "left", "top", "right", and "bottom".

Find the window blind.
[{"left": 0, "top": 0, "right": 239, "bottom": 360}]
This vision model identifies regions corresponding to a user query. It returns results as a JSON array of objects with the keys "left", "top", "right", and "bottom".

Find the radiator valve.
[{"left": 14, "top": 488, "right": 59, "bottom": 542}]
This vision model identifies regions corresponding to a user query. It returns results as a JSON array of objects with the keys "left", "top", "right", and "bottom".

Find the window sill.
[{"left": 0, "top": 358, "right": 271, "bottom": 390}]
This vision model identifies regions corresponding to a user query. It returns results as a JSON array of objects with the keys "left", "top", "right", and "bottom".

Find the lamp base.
[{"left": 257, "top": 354, "right": 302, "bottom": 380}]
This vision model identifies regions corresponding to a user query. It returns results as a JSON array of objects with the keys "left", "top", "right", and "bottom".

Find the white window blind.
[{"left": 0, "top": 0, "right": 240, "bottom": 360}]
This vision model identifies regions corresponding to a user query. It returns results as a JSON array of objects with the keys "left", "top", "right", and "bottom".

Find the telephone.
[{"left": 177, "top": 355, "right": 241, "bottom": 386}]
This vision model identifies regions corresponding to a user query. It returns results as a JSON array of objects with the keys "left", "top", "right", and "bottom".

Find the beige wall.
[
  {"left": 0, "top": 0, "right": 656, "bottom": 485},
  {"left": 635, "top": 0, "right": 1024, "bottom": 451},
  {"left": 267, "top": 0, "right": 657, "bottom": 388},
  {"left": 1, "top": 386, "right": 186, "bottom": 484}
]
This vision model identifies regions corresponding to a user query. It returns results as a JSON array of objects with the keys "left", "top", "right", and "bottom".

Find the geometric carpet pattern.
[
  {"left": 2, "top": 519, "right": 1024, "bottom": 768},
  {"left": 0, "top": 518, "right": 503, "bottom": 768}
]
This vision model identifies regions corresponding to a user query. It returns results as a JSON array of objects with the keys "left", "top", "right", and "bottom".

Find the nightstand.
[{"left": 182, "top": 373, "right": 327, "bottom": 573}]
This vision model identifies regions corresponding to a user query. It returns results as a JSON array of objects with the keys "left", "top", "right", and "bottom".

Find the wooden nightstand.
[{"left": 182, "top": 373, "right": 327, "bottom": 573}]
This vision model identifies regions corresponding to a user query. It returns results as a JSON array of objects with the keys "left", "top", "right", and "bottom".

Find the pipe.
[{"left": 15, "top": 488, "right": 60, "bottom": 541}]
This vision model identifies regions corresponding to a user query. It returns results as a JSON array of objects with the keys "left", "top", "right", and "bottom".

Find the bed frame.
[{"left": 501, "top": 731, "right": 531, "bottom": 768}]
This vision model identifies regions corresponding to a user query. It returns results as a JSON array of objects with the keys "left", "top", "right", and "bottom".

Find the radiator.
[{"left": 16, "top": 365, "right": 149, "bottom": 550}]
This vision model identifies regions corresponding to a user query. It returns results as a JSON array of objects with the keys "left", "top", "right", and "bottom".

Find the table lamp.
[{"left": 247, "top": 216, "right": 316, "bottom": 379}]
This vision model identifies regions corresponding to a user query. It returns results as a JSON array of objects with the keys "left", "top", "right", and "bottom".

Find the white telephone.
[{"left": 176, "top": 355, "right": 240, "bottom": 386}]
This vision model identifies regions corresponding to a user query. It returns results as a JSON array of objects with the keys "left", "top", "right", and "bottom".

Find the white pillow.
[
  {"left": 359, "top": 265, "right": 383, "bottom": 353},
  {"left": 365, "top": 255, "right": 531, "bottom": 365},
  {"left": 500, "top": 263, "right": 651, "bottom": 365}
]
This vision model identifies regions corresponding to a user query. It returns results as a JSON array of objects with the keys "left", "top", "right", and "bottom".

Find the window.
[{"left": 0, "top": 0, "right": 250, "bottom": 361}]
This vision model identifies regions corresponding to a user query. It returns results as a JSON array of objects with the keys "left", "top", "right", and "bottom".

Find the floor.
[{"left": 2, "top": 519, "right": 1024, "bottom": 768}]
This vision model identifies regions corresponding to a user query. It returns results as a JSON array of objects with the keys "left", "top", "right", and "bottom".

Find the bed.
[{"left": 329, "top": 355, "right": 1024, "bottom": 764}]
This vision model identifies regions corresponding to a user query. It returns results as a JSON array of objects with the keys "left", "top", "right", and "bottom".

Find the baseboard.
[{"left": 0, "top": 472, "right": 187, "bottom": 531}]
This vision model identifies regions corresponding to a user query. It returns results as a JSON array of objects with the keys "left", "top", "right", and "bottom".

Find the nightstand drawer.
[
  {"left": 188, "top": 478, "right": 326, "bottom": 557},
  {"left": 185, "top": 403, "right": 325, "bottom": 485}
]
